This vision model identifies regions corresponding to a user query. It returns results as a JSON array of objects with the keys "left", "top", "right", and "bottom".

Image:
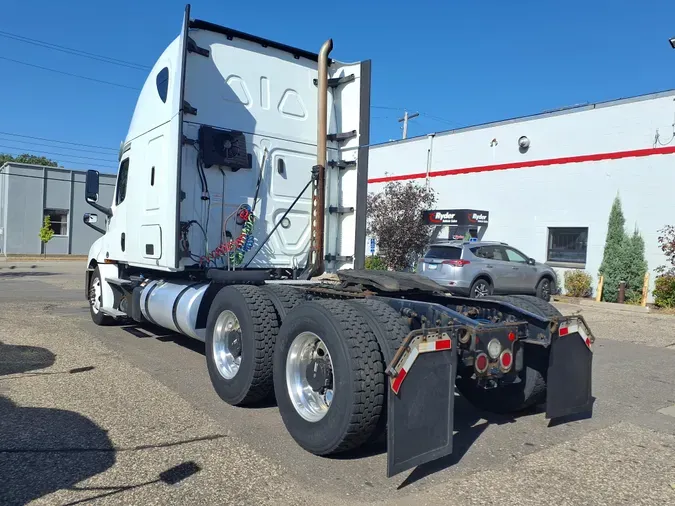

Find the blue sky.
[{"left": 2, "top": 0, "right": 675, "bottom": 173}]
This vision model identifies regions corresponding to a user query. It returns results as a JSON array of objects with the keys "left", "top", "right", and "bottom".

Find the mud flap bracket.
[
  {"left": 546, "top": 317, "right": 594, "bottom": 420},
  {"left": 386, "top": 327, "right": 458, "bottom": 478}
]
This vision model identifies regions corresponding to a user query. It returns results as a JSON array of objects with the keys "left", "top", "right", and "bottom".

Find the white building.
[{"left": 367, "top": 89, "right": 675, "bottom": 301}]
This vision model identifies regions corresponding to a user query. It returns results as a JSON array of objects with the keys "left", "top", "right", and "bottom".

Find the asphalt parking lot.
[{"left": 1, "top": 261, "right": 675, "bottom": 505}]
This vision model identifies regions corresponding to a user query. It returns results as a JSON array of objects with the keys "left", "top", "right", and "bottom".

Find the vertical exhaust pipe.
[{"left": 310, "top": 38, "right": 333, "bottom": 277}]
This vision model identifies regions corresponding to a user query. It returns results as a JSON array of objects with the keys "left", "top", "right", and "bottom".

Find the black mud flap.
[
  {"left": 546, "top": 318, "right": 594, "bottom": 420},
  {"left": 386, "top": 329, "right": 458, "bottom": 478}
]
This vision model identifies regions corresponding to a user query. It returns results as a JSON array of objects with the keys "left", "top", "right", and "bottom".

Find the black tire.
[
  {"left": 456, "top": 294, "right": 558, "bottom": 413},
  {"left": 205, "top": 285, "right": 279, "bottom": 406},
  {"left": 347, "top": 298, "right": 411, "bottom": 444},
  {"left": 273, "top": 300, "right": 385, "bottom": 455},
  {"left": 260, "top": 284, "right": 305, "bottom": 321},
  {"left": 487, "top": 294, "right": 561, "bottom": 318},
  {"left": 469, "top": 277, "right": 493, "bottom": 298},
  {"left": 509, "top": 294, "right": 562, "bottom": 318},
  {"left": 88, "top": 266, "right": 115, "bottom": 326},
  {"left": 535, "top": 277, "right": 553, "bottom": 301}
]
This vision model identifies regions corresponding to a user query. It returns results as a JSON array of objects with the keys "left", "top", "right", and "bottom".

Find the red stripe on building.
[{"left": 367, "top": 145, "right": 675, "bottom": 184}]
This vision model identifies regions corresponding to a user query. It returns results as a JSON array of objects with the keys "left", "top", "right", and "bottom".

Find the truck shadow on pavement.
[
  {"left": 396, "top": 396, "right": 542, "bottom": 489},
  {"left": 0, "top": 342, "right": 209, "bottom": 505},
  {"left": 0, "top": 341, "right": 115, "bottom": 506}
]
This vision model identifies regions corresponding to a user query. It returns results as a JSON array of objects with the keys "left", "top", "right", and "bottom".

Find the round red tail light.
[
  {"left": 475, "top": 353, "right": 488, "bottom": 373},
  {"left": 500, "top": 350, "right": 513, "bottom": 371}
]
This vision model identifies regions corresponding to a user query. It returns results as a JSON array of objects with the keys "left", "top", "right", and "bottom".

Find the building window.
[
  {"left": 547, "top": 227, "right": 588, "bottom": 265},
  {"left": 44, "top": 209, "right": 68, "bottom": 236}
]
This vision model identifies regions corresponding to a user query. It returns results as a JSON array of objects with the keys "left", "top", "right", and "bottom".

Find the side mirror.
[
  {"left": 85, "top": 170, "right": 100, "bottom": 202},
  {"left": 527, "top": 257, "right": 536, "bottom": 266},
  {"left": 83, "top": 212, "right": 105, "bottom": 234},
  {"left": 83, "top": 213, "right": 98, "bottom": 224}
]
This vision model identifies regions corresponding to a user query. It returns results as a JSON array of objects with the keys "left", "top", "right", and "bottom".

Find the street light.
[{"left": 669, "top": 37, "right": 675, "bottom": 49}]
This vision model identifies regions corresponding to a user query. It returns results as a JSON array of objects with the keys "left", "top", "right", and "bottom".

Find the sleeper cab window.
[{"left": 156, "top": 67, "right": 169, "bottom": 103}]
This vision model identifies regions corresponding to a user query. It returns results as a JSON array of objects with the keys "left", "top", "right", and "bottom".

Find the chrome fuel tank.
[{"left": 140, "top": 279, "right": 209, "bottom": 341}]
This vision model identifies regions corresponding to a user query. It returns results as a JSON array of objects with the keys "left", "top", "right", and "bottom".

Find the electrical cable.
[
  {"left": 0, "top": 56, "right": 141, "bottom": 91},
  {"left": 0, "top": 131, "right": 118, "bottom": 151},
  {"left": 244, "top": 176, "right": 313, "bottom": 268},
  {"left": 0, "top": 144, "right": 117, "bottom": 163},
  {"left": 0, "top": 137, "right": 119, "bottom": 156},
  {"left": 0, "top": 30, "right": 151, "bottom": 71},
  {"left": 251, "top": 148, "right": 268, "bottom": 214}
]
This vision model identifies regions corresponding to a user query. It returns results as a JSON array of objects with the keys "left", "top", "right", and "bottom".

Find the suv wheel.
[
  {"left": 470, "top": 278, "right": 492, "bottom": 298},
  {"left": 536, "top": 278, "right": 552, "bottom": 301}
]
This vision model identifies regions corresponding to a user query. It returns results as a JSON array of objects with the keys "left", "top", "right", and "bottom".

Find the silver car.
[{"left": 416, "top": 240, "right": 557, "bottom": 300}]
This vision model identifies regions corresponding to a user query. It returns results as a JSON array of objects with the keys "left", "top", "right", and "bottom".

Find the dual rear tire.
[{"left": 204, "top": 286, "right": 406, "bottom": 455}]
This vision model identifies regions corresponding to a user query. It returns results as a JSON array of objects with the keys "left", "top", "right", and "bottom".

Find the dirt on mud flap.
[
  {"left": 546, "top": 316, "right": 595, "bottom": 420},
  {"left": 384, "top": 327, "right": 458, "bottom": 478}
]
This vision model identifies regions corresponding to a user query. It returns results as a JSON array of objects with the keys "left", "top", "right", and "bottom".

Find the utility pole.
[{"left": 398, "top": 110, "right": 419, "bottom": 139}]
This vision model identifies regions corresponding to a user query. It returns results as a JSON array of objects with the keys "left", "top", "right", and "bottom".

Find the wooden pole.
[
  {"left": 641, "top": 272, "right": 650, "bottom": 307},
  {"left": 618, "top": 281, "right": 626, "bottom": 304},
  {"left": 595, "top": 275, "right": 604, "bottom": 302}
]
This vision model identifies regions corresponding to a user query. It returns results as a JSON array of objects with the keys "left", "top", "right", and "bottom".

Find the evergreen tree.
[
  {"left": 624, "top": 228, "right": 648, "bottom": 303},
  {"left": 598, "top": 196, "right": 628, "bottom": 302}
]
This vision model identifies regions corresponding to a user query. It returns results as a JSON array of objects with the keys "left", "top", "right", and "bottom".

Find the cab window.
[{"left": 116, "top": 158, "right": 130, "bottom": 205}]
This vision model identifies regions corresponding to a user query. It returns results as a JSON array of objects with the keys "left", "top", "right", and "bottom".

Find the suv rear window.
[{"left": 424, "top": 246, "right": 462, "bottom": 260}]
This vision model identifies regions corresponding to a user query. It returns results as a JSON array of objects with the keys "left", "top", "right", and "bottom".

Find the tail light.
[
  {"left": 442, "top": 259, "right": 471, "bottom": 267},
  {"left": 499, "top": 349, "right": 513, "bottom": 372},
  {"left": 475, "top": 353, "right": 488, "bottom": 373}
]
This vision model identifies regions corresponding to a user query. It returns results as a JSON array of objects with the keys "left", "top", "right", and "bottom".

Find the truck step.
[
  {"left": 100, "top": 307, "right": 128, "bottom": 318},
  {"left": 106, "top": 277, "right": 134, "bottom": 286}
]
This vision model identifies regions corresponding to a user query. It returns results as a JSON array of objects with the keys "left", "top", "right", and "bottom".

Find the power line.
[
  {"left": 0, "top": 170, "right": 116, "bottom": 186},
  {"left": 0, "top": 30, "right": 150, "bottom": 71},
  {"left": 419, "top": 112, "right": 459, "bottom": 127},
  {"left": 0, "top": 56, "right": 141, "bottom": 91},
  {"left": 0, "top": 137, "right": 119, "bottom": 156},
  {"left": 0, "top": 149, "right": 116, "bottom": 170},
  {"left": 372, "top": 105, "right": 402, "bottom": 111},
  {"left": 0, "top": 144, "right": 117, "bottom": 163},
  {"left": 372, "top": 105, "right": 458, "bottom": 128},
  {"left": 0, "top": 131, "right": 118, "bottom": 152}
]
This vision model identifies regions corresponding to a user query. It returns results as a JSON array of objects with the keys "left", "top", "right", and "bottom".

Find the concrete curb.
[
  {"left": 0, "top": 256, "right": 86, "bottom": 262},
  {"left": 577, "top": 299, "right": 651, "bottom": 314}
]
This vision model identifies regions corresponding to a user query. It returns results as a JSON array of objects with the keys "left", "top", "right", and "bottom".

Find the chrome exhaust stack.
[{"left": 308, "top": 38, "right": 333, "bottom": 277}]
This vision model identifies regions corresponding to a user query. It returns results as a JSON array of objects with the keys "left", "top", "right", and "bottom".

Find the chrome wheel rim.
[
  {"left": 89, "top": 277, "right": 101, "bottom": 314},
  {"left": 212, "top": 310, "right": 242, "bottom": 380},
  {"left": 286, "top": 332, "right": 334, "bottom": 422},
  {"left": 474, "top": 282, "right": 489, "bottom": 297}
]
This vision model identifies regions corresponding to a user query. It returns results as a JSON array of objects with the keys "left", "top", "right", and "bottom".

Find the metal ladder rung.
[
  {"left": 313, "top": 74, "right": 356, "bottom": 88},
  {"left": 327, "top": 160, "right": 357, "bottom": 170},
  {"left": 327, "top": 130, "right": 357, "bottom": 143}
]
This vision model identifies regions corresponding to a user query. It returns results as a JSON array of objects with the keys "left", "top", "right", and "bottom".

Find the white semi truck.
[{"left": 82, "top": 5, "right": 595, "bottom": 477}]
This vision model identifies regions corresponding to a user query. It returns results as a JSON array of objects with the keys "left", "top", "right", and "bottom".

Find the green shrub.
[
  {"left": 564, "top": 270, "right": 593, "bottom": 298},
  {"left": 365, "top": 255, "right": 387, "bottom": 271},
  {"left": 654, "top": 275, "right": 675, "bottom": 308}
]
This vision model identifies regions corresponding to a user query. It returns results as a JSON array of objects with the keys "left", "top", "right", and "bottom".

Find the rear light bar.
[{"left": 442, "top": 259, "right": 470, "bottom": 267}]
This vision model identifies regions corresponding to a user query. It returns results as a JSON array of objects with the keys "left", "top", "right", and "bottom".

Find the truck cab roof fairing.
[{"left": 125, "top": 36, "right": 182, "bottom": 144}]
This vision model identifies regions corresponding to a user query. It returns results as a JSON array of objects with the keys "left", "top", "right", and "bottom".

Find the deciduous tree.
[{"left": 366, "top": 180, "right": 436, "bottom": 271}]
